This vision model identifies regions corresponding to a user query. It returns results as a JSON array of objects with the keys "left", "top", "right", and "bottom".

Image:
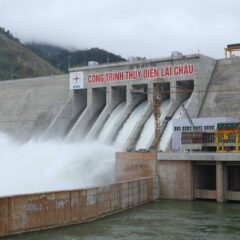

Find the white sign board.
[{"left": 70, "top": 71, "right": 84, "bottom": 89}]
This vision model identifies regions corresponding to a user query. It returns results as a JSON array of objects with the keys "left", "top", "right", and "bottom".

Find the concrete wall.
[
  {"left": 43, "top": 89, "right": 87, "bottom": 140},
  {"left": 0, "top": 177, "right": 160, "bottom": 237},
  {"left": 0, "top": 75, "right": 69, "bottom": 142},
  {"left": 116, "top": 153, "right": 195, "bottom": 201},
  {"left": 116, "top": 152, "right": 193, "bottom": 200},
  {"left": 116, "top": 153, "right": 194, "bottom": 200},
  {"left": 157, "top": 152, "right": 240, "bottom": 202},
  {"left": 110, "top": 86, "right": 126, "bottom": 111},
  {"left": 0, "top": 54, "right": 218, "bottom": 142},
  {"left": 66, "top": 54, "right": 212, "bottom": 142},
  {"left": 86, "top": 85, "right": 148, "bottom": 142},
  {"left": 71, "top": 55, "right": 198, "bottom": 89},
  {"left": 199, "top": 58, "right": 240, "bottom": 119},
  {"left": 86, "top": 86, "right": 126, "bottom": 141},
  {"left": 123, "top": 102, "right": 152, "bottom": 150},
  {"left": 185, "top": 54, "right": 216, "bottom": 118},
  {"left": 157, "top": 160, "right": 193, "bottom": 200},
  {"left": 66, "top": 87, "right": 107, "bottom": 142},
  {"left": 116, "top": 152, "right": 240, "bottom": 202},
  {"left": 116, "top": 152, "right": 156, "bottom": 181}
]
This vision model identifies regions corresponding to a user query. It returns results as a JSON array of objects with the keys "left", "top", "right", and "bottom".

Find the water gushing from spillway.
[
  {"left": 1, "top": 96, "right": 190, "bottom": 196},
  {"left": 114, "top": 101, "right": 149, "bottom": 150},
  {"left": 98, "top": 102, "right": 126, "bottom": 143},
  {"left": 159, "top": 98, "right": 190, "bottom": 151},
  {"left": 135, "top": 99, "right": 171, "bottom": 150},
  {"left": 0, "top": 134, "right": 119, "bottom": 196}
]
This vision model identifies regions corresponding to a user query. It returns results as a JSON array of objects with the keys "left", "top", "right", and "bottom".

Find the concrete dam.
[
  {"left": 2, "top": 53, "right": 240, "bottom": 147},
  {"left": 43, "top": 54, "right": 216, "bottom": 150},
  {"left": 0, "top": 54, "right": 215, "bottom": 145},
  {"left": 2, "top": 53, "right": 240, "bottom": 237}
]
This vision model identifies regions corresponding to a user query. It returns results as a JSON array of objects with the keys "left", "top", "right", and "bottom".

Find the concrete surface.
[
  {"left": 116, "top": 152, "right": 156, "bottom": 181},
  {"left": 157, "top": 160, "right": 193, "bottom": 200},
  {"left": 199, "top": 58, "right": 240, "bottom": 118},
  {"left": 66, "top": 87, "right": 106, "bottom": 142},
  {"left": 2, "top": 53, "right": 240, "bottom": 145},
  {"left": 123, "top": 102, "right": 152, "bottom": 150},
  {"left": 157, "top": 152, "right": 240, "bottom": 161},
  {"left": 116, "top": 152, "right": 240, "bottom": 202},
  {"left": 0, "top": 75, "right": 69, "bottom": 142},
  {"left": 65, "top": 53, "right": 215, "bottom": 142},
  {"left": 43, "top": 89, "right": 87, "bottom": 140},
  {"left": 0, "top": 176, "right": 159, "bottom": 237},
  {"left": 0, "top": 54, "right": 218, "bottom": 143}
]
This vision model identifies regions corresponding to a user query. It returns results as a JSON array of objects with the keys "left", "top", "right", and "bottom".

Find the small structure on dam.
[{"left": 172, "top": 117, "right": 239, "bottom": 152}]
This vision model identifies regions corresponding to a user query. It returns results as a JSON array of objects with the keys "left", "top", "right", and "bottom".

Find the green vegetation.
[
  {"left": 0, "top": 26, "right": 126, "bottom": 80},
  {"left": 0, "top": 27, "right": 20, "bottom": 42},
  {"left": 26, "top": 43, "right": 126, "bottom": 73},
  {"left": 0, "top": 27, "right": 59, "bottom": 80}
]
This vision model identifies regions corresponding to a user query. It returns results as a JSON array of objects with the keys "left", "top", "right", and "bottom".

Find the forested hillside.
[
  {"left": 0, "top": 27, "right": 59, "bottom": 80},
  {"left": 26, "top": 43, "right": 126, "bottom": 73},
  {"left": 0, "top": 26, "right": 126, "bottom": 80}
]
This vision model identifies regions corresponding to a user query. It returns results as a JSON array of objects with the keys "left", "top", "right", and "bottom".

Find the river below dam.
[{"left": 4, "top": 200, "right": 240, "bottom": 240}]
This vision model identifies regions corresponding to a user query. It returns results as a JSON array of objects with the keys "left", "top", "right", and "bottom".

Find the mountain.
[
  {"left": 26, "top": 43, "right": 126, "bottom": 73},
  {"left": 0, "top": 26, "right": 126, "bottom": 80},
  {"left": 0, "top": 27, "right": 60, "bottom": 80}
]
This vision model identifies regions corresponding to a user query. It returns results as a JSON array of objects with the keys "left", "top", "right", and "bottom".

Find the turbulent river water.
[{"left": 5, "top": 200, "right": 240, "bottom": 240}]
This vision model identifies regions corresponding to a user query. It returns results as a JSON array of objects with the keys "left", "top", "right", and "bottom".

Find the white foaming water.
[
  {"left": 98, "top": 102, "right": 126, "bottom": 143},
  {"left": 159, "top": 98, "right": 189, "bottom": 151},
  {"left": 114, "top": 101, "right": 148, "bottom": 150},
  {"left": 135, "top": 99, "right": 171, "bottom": 150},
  {"left": 0, "top": 134, "right": 119, "bottom": 197}
]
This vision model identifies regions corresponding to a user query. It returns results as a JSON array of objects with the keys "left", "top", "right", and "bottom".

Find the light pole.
[
  {"left": 68, "top": 55, "right": 71, "bottom": 72},
  {"left": 57, "top": 63, "right": 60, "bottom": 75}
]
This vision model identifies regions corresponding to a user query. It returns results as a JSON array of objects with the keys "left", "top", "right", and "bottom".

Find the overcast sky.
[{"left": 0, "top": 0, "right": 240, "bottom": 58}]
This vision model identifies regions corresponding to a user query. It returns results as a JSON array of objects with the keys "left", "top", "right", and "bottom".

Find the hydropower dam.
[
  {"left": 1, "top": 53, "right": 240, "bottom": 237},
  {"left": 0, "top": 54, "right": 215, "bottom": 144}
]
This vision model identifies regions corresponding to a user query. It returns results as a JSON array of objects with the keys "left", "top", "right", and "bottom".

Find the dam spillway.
[
  {"left": 42, "top": 53, "right": 216, "bottom": 148},
  {"left": 0, "top": 54, "right": 240, "bottom": 191},
  {"left": 2, "top": 54, "right": 240, "bottom": 237},
  {"left": 0, "top": 53, "right": 218, "bottom": 197},
  {"left": 2, "top": 55, "right": 240, "bottom": 146}
]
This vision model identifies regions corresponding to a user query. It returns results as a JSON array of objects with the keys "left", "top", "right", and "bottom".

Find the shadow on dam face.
[
  {"left": 194, "top": 164, "right": 216, "bottom": 191},
  {"left": 228, "top": 165, "right": 240, "bottom": 191}
]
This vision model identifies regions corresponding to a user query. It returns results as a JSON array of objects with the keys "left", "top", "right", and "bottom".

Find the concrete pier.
[
  {"left": 216, "top": 161, "right": 225, "bottom": 202},
  {"left": 116, "top": 152, "right": 240, "bottom": 202}
]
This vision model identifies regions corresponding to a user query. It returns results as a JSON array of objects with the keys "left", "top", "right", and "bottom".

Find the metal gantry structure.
[
  {"left": 224, "top": 43, "right": 240, "bottom": 58},
  {"left": 215, "top": 122, "right": 240, "bottom": 152}
]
